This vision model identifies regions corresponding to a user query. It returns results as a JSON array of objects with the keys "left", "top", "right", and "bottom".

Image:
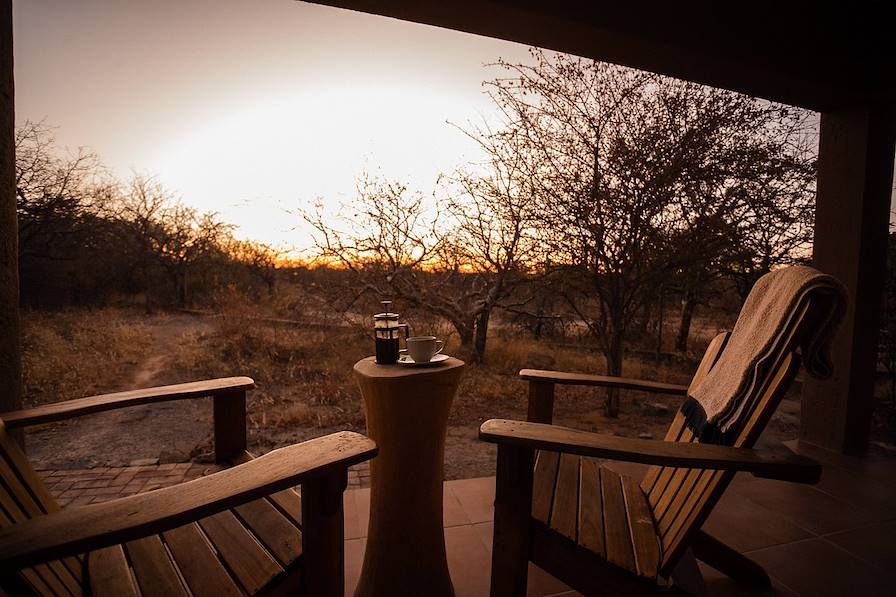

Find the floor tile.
[
  {"left": 748, "top": 538, "right": 891, "bottom": 597},
  {"left": 445, "top": 524, "right": 492, "bottom": 596},
  {"left": 699, "top": 562, "right": 797, "bottom": 597},
  {"left": 444, "top": 485, "right": 474, "bottom": 527},
  {"left": 344, "top": 537, "right": 367, "bottom": 596},
  {"left": 729, "top": 477, "right": 877, "bottom": 535},
  {"left": 343, "top": 487, "right": 370, "bottom": 540},
  {"left": 527, "top": 563, "right": 575, "bottom": 597},
  {"left": 824, "top": 520, "right": 896, "bottom": 571},
  {"left": 811, "top": 464, "right": 896, "bottom": 519},
  {"left": 449, "top": 476, "right": 495, "bottom": 524},
  {"left": 702, "top": 490, "right": 813, "bottom": 552},
  {"left": 472, "top": 521, "right": 493, "bottom": 554}
]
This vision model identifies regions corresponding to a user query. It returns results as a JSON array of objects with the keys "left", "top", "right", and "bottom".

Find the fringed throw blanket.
[{"left": 682, "top": 266, "right": 847, "bottom": 444}]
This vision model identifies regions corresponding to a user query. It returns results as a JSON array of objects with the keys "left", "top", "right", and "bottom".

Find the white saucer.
[{"left": 397, "top": 353, "right": 450, "bottom": 366}]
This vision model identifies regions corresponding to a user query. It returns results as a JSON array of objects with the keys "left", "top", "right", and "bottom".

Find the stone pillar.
[
  {"left": 0, "top": 0, "right": 21, "bottom": 416},
  {"left": 802, "top": 105, "right": 896, "bottom": 454}
]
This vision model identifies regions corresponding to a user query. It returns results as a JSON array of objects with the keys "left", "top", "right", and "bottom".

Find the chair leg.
[
  {"left": 671, "top": 547, "right": 708, "bottom": 597},
  {"left": 692, "top": 530, "right": 772, "bottom": 590},
  {"left": 302, "top": 469, "right": 347, "bottom": 597},
  {"left": 490, "top": 444, "right": 535, "bottom": 597}
]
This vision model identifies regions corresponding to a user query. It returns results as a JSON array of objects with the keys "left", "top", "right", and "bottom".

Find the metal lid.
[{"left": 374, "top": 300, "right": 398, "bottom": 320}]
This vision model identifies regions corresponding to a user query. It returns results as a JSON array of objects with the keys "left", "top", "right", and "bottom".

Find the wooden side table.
[{"left": 352, "top": 356, "right": 465, "bottom": 597}]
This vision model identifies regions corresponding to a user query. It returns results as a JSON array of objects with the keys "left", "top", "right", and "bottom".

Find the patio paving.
[{"left": 37, "top": 441, "right": 895, "bottom": 596}]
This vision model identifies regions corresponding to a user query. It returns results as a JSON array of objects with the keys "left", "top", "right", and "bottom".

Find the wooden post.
[
  {"left": 213, "top": 390, "right": 247, "bottom": 464},
  {"left": 490, "top": 444, "right": 534, "bottom": 597},
  {"left": 802, "top": 105, "right": 896, "bottom": 455},
  {"left": 0, "top": 0, "right": 21, "bottom": 421},
  {"left": 302, "top": 469, "right": 347, "bottom": 597},
  {"left": 526, "top": 381, "right": 555, "bottom": 424}
]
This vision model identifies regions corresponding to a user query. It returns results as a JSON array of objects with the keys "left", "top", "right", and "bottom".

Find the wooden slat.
[
  {"left": 549, "top": 453, "right": 579, "bottom": 541},
  {"left": 527, "top": 381, "right": 556, "bottom": 424},
  {"left": 19, "top": 567, "right": 54, "bottom": 595},
  {"left": 646, "top": 426, "right": 695, "bottom": 509},
  {"left": 233, "top": 498, "right": 302, "bottom": 567},
  {"left": 198, "top": 510, "right": 282, "bottom": 595},
  {"left": 661, "top": 470, "right": 725, "bottom": 570},
  {"left": 520, "top": 370, "right": 689, "bottom": 395},
  {"left": 657, "top": 468, "right": 712, "bottom": 538},
  {"left": 89, "top": 545, "right": 137, "bottom": 597},
  {"left": 532, "top": 450, "right": 560, "bottom": 524},
  {"left": 480, "top": 420, "right": 818, "bottom": 481},
  {"left": 621, "top": 476, "right": 660, "bottom": 579},
  {"left": 0, "top": 456, "right": 81, "bottom": 595},
  {"left": 1, "top": 377, "right": 256, "bottom": 428},
  {"left": 162, "top": 523, "right": 243, "bottom": 597},
  {"left": 599, "top": 467, "right": 636, "bottom": 573},
  {"left": 267, "top": 489, "right": 302, "bottom": 528},
  {"left": 577, "top": 457, "right": 604, "bottom": 557},
  {"left": 125, "top": 535, "right": 188, "bottom": 597}
]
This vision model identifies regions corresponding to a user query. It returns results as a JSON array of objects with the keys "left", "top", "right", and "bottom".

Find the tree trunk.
[
  {"left": 472, "top": 307, "right": 491, "bottom": 363},
  {"left": 604, "top": 332, "right": 623, "bottom": 418},
  {"left": 175, "top": 269, "right": 187, "bottom": 308},
  {"left": 455, "top": 321, "right": 475, "bottom": 360},
  {"left": 676, "top": 286, "right": 698, "bottom": 353}
]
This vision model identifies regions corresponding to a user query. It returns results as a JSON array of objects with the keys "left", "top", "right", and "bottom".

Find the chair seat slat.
[
  {"left": 198, "top": 510, "right": 282, "bottom": 595},
  {"left": 234, "top": 498, "right": 303, "bottom": 568},
  {"left": 162, "top": 523, "right": 243, "bottom": 597},
  {"left": 125, "top": 535, "right": 189, "bottom": 597},
  {"left": 88, "top": 545, "right": 137, "bottom": 597}
]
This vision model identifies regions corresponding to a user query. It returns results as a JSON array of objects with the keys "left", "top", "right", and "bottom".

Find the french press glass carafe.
[{"left": 374, "top": 301, "right": 409, "bottom": 364}]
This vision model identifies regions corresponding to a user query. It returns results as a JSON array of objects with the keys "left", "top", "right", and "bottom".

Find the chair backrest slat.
[
  {"left": 640, "top": 331, "right": 729, "bottom": 500},
  {"left": 644, "top": 299, "right": 813, "bottom": 575},
  {"left": 1, "top": 419, "right": 85, "bottom": 596}
]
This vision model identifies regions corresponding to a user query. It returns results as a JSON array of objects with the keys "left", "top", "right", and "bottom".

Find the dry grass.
[
  {"left": 21, "top": 308, "right": 154, "bottom": 407},
  {"left": 20, "top": 303, "right": 720, "bottom": 476}
]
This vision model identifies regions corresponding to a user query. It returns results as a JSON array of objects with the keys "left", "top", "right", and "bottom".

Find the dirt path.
[{"left": 25, "top": 315, "right": 218, "bottom": 469}]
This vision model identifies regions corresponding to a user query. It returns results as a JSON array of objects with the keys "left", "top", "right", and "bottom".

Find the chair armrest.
[
  {"left": 479, "top": 419, "right": 820, "bottom": 483},
  {"left": 520, "top": 369, "right": 689, "bottom": 395},
  {"left": 1, "top": 377, "right": 255, "bottom": 428},
  {"left": 0, "top": 431, "right": 377, "bottom": 569}
]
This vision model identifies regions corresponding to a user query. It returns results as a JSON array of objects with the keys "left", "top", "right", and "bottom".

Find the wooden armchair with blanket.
[{"left": 481, "top": 266, "right": 846, "bottom": 596}]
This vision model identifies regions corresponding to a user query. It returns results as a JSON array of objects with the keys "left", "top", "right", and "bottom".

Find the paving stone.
[{"left": 129, "top": 458, "right": 159, "bottom": 466}]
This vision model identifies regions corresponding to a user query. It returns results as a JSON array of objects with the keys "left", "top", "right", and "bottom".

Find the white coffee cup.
[{"left": 402, "top": 336, "right": 444, "bottom": 362}]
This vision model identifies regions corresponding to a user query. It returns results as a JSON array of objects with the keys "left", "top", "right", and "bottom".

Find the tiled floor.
[
  {"left": 343, "top": 442, "right": 896, "bottom": 597},
  {"left": 38, "top": 442, "right": 895, "bottom": 596}
]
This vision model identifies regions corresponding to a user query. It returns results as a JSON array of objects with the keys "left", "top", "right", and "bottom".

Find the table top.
[{"left": 353, "top": 355, "right": 465, "bottom": 379}]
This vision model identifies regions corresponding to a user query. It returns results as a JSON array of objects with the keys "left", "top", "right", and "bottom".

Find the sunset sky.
[{"left": 13, "top": 0, "right": 531, "bottom": 249}]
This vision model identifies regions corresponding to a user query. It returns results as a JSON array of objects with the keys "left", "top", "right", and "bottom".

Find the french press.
[{"left": 374, "top": 300, "right": 409, "bottom": 364}]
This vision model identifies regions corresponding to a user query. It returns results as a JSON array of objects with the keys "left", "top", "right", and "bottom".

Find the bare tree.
[
  {"left": 226, "top": 239, "right": 284, "bottom": 295},
  {"left": 14, "top": 120, "right": 103, "bottom": 261},
  {"left": 117, "top": 176, "right": 231, "bottom": 308},
  {"left": 484, "top": 49, "right": 815, "bottom": 414}
]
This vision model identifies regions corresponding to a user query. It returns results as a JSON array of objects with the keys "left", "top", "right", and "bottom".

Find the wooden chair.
[
  {"left": 481, "top": 292, "right": 835, "bottom": 596},
  {"left": 0, "top": 377, "right": 377, "bottom": 596}
]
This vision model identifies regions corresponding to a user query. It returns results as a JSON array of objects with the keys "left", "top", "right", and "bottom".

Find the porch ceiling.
[{"left": 306, "top": 0, "right": 896, "bottom": 111}]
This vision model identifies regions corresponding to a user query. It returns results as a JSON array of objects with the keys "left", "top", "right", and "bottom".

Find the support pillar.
[
  {"left": 0, "top": 0, "right": 21, "bottom": 416},
  {"left": 802, "top": 105, "right": 896, "bottom": 454}
]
